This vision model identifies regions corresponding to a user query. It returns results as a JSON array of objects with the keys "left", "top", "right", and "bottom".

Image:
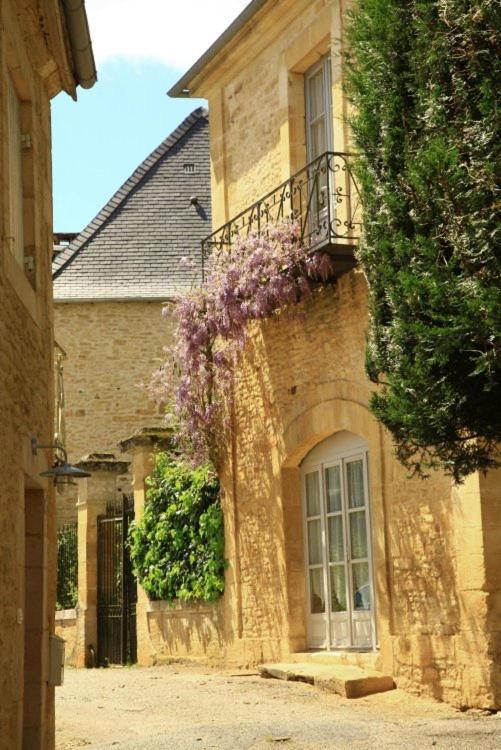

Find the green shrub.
[
  {"left": 345, "top": 0, "right": 501, "bottom": 481},
  {"left": 56, "top": 523, "right": 78, "bottom": 611},
  {"left": 128, "top": 454, "right": 225, "bottom": 602}
]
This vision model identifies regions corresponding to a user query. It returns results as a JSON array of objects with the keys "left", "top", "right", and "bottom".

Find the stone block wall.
[
  {"left": 0, "top": 0, "right": 72, "bottom": 745},
  {"left": 214, "top": 273, "right": 499, "bottom": 707},
  {"left": 141, "top": 601, "right": 224, "bottom": 665},
  {"left": 55, "top": 611, "right": 77, "bottom": 666},
  {"left": 204, "top": 0, "right": 349, "bottom": 229},
  {"left": 188, "top": 0, "right": 500, "bottom": 706},
  {"left": 53, "top": 300, "right": 173, "bottom": 525}
]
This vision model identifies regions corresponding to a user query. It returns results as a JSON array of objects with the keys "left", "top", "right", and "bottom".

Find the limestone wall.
[
  {"left": 215, "top": 274, "right": 498, "bottom": 708},
  {"left": 185, "top": 0, "right": 500, "bottom": 708},
  {"left": 53, "top": 300, "right": 173, "bottom": 524},
  {"left": 0, "top": 1, "right": 75, "bottom": 746},
  {"left": 55, "top": 610, "right": 77, "bottom": 666},
  {"left": 202, "top": 0, "right": 350, "bottom": 229},
  {"left": 141, "top": 601, "right": 224, "bottom": 664}
]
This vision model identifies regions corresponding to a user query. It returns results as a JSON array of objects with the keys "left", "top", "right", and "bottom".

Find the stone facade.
[
  {"left": 54, "top": 300, "right": 171, "bottom": 463},
  {"left": 54, "top": 299, "right": 170, "bottom": 525},
  {"left": 0, "top": 1, "right": 95, "bottom": 748},
  {"left": 170, "top": 0, "right": 501, "bottom": 709}
]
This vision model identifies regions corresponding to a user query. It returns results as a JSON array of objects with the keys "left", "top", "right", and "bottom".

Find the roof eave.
[
  {"left": 168, "top": 0, "right": 269, "bottom": 98},
  {"left": 61, "top": 0, "right": 97, "bottom": 93}
]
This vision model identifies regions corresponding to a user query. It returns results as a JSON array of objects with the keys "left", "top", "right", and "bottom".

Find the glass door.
[
  {"left": 304, "top": 469, "right": 329, "bottom": 648},
  {"left": 303, "top": 451, "right": 375, "bottom": 650},
  {"left": 344, "top": 456, "right": 373, "bottom": 647}
]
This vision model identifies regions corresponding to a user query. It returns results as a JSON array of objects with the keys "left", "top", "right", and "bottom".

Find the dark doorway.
[{"left": 23, "top": 488, "right": 46, "bottom": 750}]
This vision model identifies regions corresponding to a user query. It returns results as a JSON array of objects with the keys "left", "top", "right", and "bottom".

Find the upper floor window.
[
  {"left": 305, "top": 56, "right": 333, "bottom": 161},
  {"left": 7, "top": 75, "right": 25, "bottom": 268}
]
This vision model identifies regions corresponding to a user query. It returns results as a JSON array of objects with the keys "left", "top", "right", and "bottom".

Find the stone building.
[
  {"left": 0, "top": 1, "right": 96, "bottom": 748},
  {"left": 52, "top": 108, "right": 210, "bottom": 524},
  {"left": 159, "top": 0, "right": 500, "bottom": 709}
]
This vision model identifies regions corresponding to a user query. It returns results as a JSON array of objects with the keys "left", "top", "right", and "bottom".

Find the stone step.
[
  {"left": 258, "top": 661, "right": 395, "bottom": 699},
  {"left": 289, "top": 650, "right": 380, "bottom": 671}
]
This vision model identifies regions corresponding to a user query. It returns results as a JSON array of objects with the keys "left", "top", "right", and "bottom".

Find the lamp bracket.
[{"left": 31, "top": 438, "right": 68, "bottom": 464}]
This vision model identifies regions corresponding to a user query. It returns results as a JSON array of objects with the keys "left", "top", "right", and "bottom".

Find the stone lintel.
[
  {"left": 76, "top": 453, "right": 130, "bottom": 474},
  {"left": 118, "top": 426, "right": 175, "bottom": 455}
]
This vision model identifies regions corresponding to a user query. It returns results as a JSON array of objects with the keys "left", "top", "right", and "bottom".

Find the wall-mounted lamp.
[{"left": 31, "top": 438, "right": 91, "bottom": 487}]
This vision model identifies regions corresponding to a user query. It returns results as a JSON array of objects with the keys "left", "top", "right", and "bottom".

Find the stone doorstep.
[
  {"left": 289, "top": 650, "right": 380, "bottom": 671},
  {"left": 258, "top": 662, "right": 395, "bottom": 699}
]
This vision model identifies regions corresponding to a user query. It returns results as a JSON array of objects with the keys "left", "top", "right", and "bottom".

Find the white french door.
[
  {"left": 302, "top": 451, "right": 375, "bottom": 650},
  {"left": 305, "top": 56, "right": 333, "bottom": 161},
  {"left": 304, "top": 56, "right": 333, "bottom": 239}
]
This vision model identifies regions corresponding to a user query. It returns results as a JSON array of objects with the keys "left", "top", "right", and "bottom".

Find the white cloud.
[{"left": 85, "top": 0, "right": 251, "bottom": 70}]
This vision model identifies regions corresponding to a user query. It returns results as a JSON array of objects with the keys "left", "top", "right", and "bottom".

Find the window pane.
[
  {"left": 350, "top": 510, "right": 368, "bottom": 560},
  {"left": 347, "top": 460, "right": 365, "bottom": 508},
  {"left": 305, "top": 472, "right": 320, "bottom": 516},
  {"left": 328, "top": 516, "right": 344, "bottom": 562},
  {"left": 352, "top": 562, "right": 370, "bottom": 611},
  {"left": 308, "top": 70, "right": 324, "bottom": 121},
  {"left": 310, "top": 119, "right": 327, "bottom": 159},
  {"left": 307, "top": 519, "right": 322, "bottom": 565},
  {"left": 330, "top": 565, "right": 347, "bottom": 612},
  {"left": 309, "top": 568, "right": 325, "bottom": 614},
  {"left": 325, "top": 466, "right": 341, "bottom": 513}
]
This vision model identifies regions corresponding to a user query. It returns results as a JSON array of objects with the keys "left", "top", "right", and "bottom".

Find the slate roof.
[{"left": 53, "top": 107, "right": 210, "bottom": 301}]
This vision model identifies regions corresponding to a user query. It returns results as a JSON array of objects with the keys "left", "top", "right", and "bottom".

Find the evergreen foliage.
[
  {"left": 128, "top": 454, "right": 225, "bottom": 602},
  {"left": 345, "top": 0, "right": 501, "bottom": 480}
]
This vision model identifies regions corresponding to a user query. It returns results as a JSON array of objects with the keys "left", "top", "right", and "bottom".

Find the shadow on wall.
[
  {"left": 222, "top": 276, "right": 486, "bottom": 706},
  {"left": 224, "top": 345, "right": 293, "bottom": 664},
  {"left": 389, "top": 465, "right": 460, "bottom": 703},
  {"left": 145, "top": 600, "right": 225, "bottom": 662}
]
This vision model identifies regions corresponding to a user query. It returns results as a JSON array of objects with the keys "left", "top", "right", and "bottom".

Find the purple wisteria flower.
[{"left": 152, "top": 221, "right": 335, "bottom": 465}]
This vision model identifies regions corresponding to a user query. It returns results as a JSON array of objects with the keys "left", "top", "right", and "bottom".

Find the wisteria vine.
[{"left": 154, "top": 222, "right": 336, "bottom": 465}]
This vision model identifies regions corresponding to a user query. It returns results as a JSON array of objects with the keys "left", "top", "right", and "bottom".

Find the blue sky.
[
  {"left": 52, "top": 63, "right": 205, "bottom": 232},
  {"left": 52, "top": 0, "right": 249, "bottom": 232}
]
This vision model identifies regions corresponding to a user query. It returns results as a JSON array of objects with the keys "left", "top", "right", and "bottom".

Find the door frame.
[{"left": 301, "top": 443, "right": 377, "bottom": 651}]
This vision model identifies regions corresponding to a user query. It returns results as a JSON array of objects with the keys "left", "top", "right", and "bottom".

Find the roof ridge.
[{"left": 53, "top": 106, "right": 208, "bottom": 279}]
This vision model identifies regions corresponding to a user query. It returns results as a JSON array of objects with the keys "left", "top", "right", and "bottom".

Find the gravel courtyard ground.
[{"left": 56, "top": 662, "right": 500, "bottom": 750}]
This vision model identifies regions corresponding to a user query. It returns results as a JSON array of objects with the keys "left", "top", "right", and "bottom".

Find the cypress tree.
[{"left": 345, "top": 0, "right": 501, "bottom": 481}]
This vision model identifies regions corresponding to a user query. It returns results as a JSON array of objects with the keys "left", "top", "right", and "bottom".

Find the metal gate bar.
[{"left": 97, "top": 495, "right": 137, "bottom": 665}]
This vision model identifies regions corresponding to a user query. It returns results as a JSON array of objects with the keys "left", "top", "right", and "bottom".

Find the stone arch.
[{"left": 278, "top": 397, "right": 392, "bottom": 656}]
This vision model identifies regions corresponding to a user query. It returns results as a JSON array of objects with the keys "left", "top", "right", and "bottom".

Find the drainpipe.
[{"left": 61, "top": 0, "right": 97, "bottom": 91}]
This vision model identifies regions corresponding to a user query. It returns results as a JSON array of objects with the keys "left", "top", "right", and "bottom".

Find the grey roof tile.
[{"left": 53, "top": 107, "right": 210, "bottom": 301}]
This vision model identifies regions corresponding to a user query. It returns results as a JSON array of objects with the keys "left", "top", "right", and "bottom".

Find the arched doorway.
[{"left": 301, "top": 431, "right": 376, "bottom": 650}]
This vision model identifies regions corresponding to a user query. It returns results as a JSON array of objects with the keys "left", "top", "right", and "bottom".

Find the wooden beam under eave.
[
  {"left": 44, "top": 68, "right": 65, "bottom": 100},
  {"left": 12, "top": 0, "right": 77, "bottom": 99}
]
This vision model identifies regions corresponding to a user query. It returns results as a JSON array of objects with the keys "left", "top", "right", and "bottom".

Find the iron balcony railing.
[{"left": 201, "top": 151, "right": 362, "bottom": 275}]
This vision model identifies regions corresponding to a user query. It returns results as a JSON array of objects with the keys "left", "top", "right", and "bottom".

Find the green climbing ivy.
[{"left": 128, "top": 453, "right": 225, "bottom": 602}]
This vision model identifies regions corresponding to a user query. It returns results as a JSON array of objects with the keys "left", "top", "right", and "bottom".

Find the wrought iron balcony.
[{"left": 201, "top": 151, "right": 362, "bottom": 277}]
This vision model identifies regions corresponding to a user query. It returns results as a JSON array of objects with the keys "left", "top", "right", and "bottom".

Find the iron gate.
[{"left": 97, "top": 494, "right": 137, "bottom": 665}]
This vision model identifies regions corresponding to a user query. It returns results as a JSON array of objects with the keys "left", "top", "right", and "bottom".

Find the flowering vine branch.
[{"left": 154, "top": 222, "right": 336, "bottom": 466}]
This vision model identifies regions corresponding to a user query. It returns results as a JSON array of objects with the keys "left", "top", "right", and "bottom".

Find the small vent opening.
[{"left": 183, "top": 163, "right": 196, "bottom": 174}]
